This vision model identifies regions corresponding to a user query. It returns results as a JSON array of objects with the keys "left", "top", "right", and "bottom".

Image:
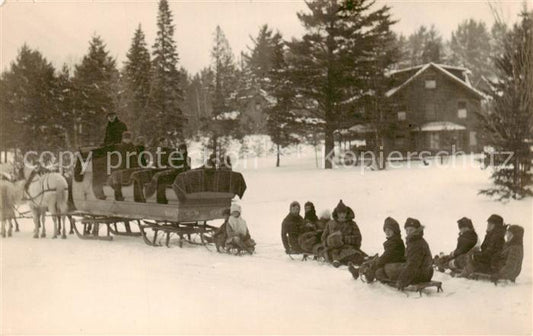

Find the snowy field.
[{"left": 1, "top": 150, "right": 532, "bottom": 335}]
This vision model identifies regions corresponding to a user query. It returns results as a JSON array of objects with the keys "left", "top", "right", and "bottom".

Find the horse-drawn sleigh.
[{"left": 2, "top": 147, "right": 246, "bottom": 250}]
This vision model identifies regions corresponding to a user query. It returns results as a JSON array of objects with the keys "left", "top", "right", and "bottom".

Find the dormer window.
[
  {"left": 458, "top": 101, "right": 467, "bottom": 118},
  {"left": 398, "top": 111, "right": 406, "bottom": 121},
  {"left": 425, "top": 77, "right": 436, "bottom": 89}
]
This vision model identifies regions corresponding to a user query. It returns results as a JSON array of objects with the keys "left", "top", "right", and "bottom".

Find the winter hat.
[
  {"left": 230, "top": 203, "right": 241, "bottom": 214},
  {"left": 404, "top": 217, "right": 421, "bottom": 229},
  {"left": 507, "top": 224, "right": 524, "bottom": 245},
  {"left": 334, "top": 200, "right": 348, "bottom": 214},
  {"left": 304, "top": 201, "right": 318, "bottom": 222},
  {"left": 383, "top": 217, "right": 400, "bottom": 234},
  {"left": 457, "top": 217, "right": 474, "bottom": 230},
  {"left": 487, "top": 214, "right": 504, "bottom": 227},
  {"left": 290, "top": 201, "right": 300, "bottom": 209}
]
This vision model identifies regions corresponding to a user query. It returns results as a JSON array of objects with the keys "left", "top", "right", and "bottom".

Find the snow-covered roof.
[
  {"left": 348, "top": 124, "right": 375, "bottom": 133},
  {"left": 420, "top": 121, "right": 466, "bottom": 132},
  {"left": 336, "top": 124, "right": 375, "bottom": 135},
  {"left": 387, "top": 63, "right": 470, "bottom": 76},
  {"left": 386, "top": 63, "right": 485, "bottom": 99}
]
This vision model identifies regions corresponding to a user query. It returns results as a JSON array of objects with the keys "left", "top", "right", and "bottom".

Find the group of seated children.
[
  {"left": 213, "top": 203, "right": 256, "bottom": 254},
  {"left": 280, "top": 200, "right": 525, "bottom": 289},
  {"left": 281, "top": 200, "right": 365, "bottom": 267},
  {"left": 433, "top": 214, "right": 524, "bottom": 282}
]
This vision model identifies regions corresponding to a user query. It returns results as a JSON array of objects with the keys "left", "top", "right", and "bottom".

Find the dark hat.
[
  {"left": 457, "top": 217, "right": 473, "bottom": 229},
  {"left": 507, "top": 224, "right": 524, "bottom": 238},
  {"left": 383, "top": 217, "right": 400, "bottom": 234},
  {"left": 290, "top": 201, "right": 300, "bottom": 209},
  {"left": 506, "top": 224, "right": 524, "bottom": 245},
  {"left": 404, "top": 217, "right": 421, "bottom": 229},
  {"left": 487, "top": 214, "right": 504, "bottom": 227},
  {"left": 304, "top": 201, "right": 315, "bottom": 209},
  {"left": 334, "top": 200, "right": 348, "bottom": 214}
]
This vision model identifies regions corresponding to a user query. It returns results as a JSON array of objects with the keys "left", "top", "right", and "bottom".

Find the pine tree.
[
  {"left": 150, "top": 0, "right": 184, "bottom": 142},
  {"left": 55, "top": 64, "right": 76, "bottom": 149},
  {"left": 203, "top": 26, "right": 240, "bottom": 156},
  {"left": 264, "top": 32, "right": 300, "bottom": 167},
  {"left": 73, "top": 35, "right": 119, "bottom": 146},
  {"left": 401, "top": 25, "right": 444, "bottom": 66},
  {"left": 449, "top": 19, "right": 492, "bottom": 86},
  {"left": 490, "top": 21, "right": 508, "bottom": 66},
  {"left": 246, "top": 24, "right": 276, "bottom": 81},
  {"left": 478, "top": 10, "right": 533, "bottom": 200},
  {"left": 361, "top": 7, "right": 400, "bottom": 168},
  {"left": 288, "top": 0, "right": 398, "bottom": 169},
  {"left": 0, "top": 45, "right": 61, "bottom": 152},
  {"left": 123, "top": 24, "right": 152, "bottom": 138},
  {"left": 238, "top": 24, "right": 279, "bottom": 134}
]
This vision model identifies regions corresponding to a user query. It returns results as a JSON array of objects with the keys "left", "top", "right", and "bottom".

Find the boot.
[{"left": 348, "top": 263, "right": 359, "bottom": 280}]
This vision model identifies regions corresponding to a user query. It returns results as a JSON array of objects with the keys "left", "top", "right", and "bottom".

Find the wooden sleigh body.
[{"left": 69, "top": 149, "right": 245, "bottom": 247}]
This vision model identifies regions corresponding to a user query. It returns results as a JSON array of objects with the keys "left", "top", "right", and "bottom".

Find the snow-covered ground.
[{"left": 1, "top": 151, "right": 532, "bottom": 334}]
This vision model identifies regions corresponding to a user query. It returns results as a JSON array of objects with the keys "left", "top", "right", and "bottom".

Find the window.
[
  {"left": 425, "top": 77, "right": 436, "bottom": 89},
  {"left": 397, "top": 111, "right": 406, "bottom": 121},
  {"left": 469, "top": 131, "right": 477, "bottom": 146},
  {"left": 395, "top": 136, "right": 406, "bottom": 147},
  {"left": 429, "top": 133, "right": 440, "bottom": 150},
  {"left": 425, "top": 103, "right": 436, "bottom": 120},
  {"left": 458, "top": 101, "right": 467, "bottom": 119}
]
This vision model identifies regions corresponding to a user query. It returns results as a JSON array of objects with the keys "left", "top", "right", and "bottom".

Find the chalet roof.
[
  {"left": 385, "top": 63, "right": 485, "bottom": 99},
  {"left": 420, "top": 121, "right": 466, "bottom": 132},
  {"left": 388, "top": 63, "right": 470, "bottom": 76}
]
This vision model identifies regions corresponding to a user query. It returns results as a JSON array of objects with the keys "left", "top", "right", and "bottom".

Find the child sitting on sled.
[
  {"left": 461, "top": 224, "right": 524, "bottom": 282},
  {"left": 225, "top": 203, "right": 256, "bottom": 254},
  {"left": 433, "top": 217, "right": 478, "bottom": 273},
  {"left": 349, "top": 217, "right": 406, "bottom": 282}
]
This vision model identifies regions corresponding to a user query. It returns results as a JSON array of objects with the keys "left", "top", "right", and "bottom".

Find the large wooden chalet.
[
  {"left": 344, "top": 63, "right": 486, "bottom": 155},
  {"left": 385, "top": 63, "right": 485, "bottom": 154}
]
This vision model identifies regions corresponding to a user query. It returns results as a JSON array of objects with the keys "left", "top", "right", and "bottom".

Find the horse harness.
[{"left": 23, "top": 171, "right": 57, "bottom": 207}]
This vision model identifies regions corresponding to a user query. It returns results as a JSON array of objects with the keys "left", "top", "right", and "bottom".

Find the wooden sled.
[
  {"left": 466, "top": 272, "right": 514, "bottom": 285},
  {"left": 404, "top": 281, "right": 443, "bottom": 296},
  {"left": 382, "top": 280, "right": 443, "bottom": 296}
]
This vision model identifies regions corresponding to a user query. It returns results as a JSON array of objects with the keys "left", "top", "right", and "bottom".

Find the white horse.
[
  {"left": 0, "top": 177, "right": 24, "bottom": 237},
  {"left": 16, "top": 166, "right": 69, "bottom": 239}
]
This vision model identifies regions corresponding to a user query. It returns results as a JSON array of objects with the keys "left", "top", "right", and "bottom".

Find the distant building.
[
  {"left": 344, "top": 63, "right": 486, "bottom": 154},
  {"left": 385, "top": 63, "right": 486, "bottom": 154}
]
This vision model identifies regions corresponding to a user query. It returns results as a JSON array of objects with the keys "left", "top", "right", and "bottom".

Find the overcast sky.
[{"left": 0, "top": 0, "right": 526, "bottom": 74}]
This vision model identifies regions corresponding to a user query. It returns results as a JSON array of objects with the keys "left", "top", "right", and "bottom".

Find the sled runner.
[
  {"left": 381, "top": 279, "right": 444, "bottom": 296},
  {"left": 452, "top": 272, "right": 514, "bottom": 285}
]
